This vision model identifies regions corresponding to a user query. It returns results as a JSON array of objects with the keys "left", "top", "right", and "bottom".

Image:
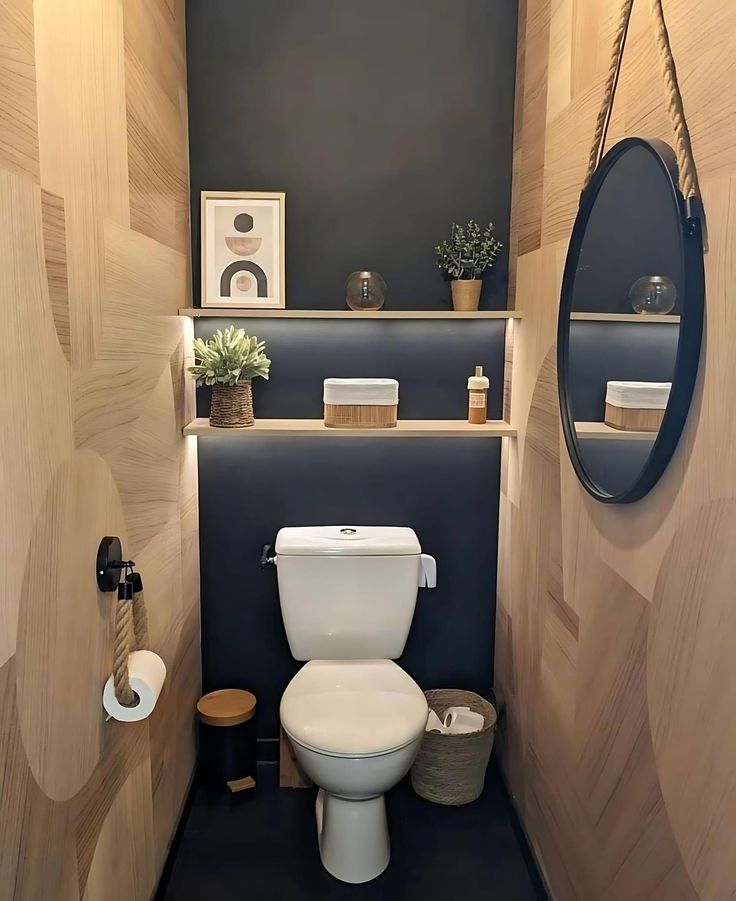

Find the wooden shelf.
[
  {"left": 184, "top": 418, "right": 517, "bottom": 438},
  {"left": 178, "top": 308, "right": 521, "bottom": 320},
  {"left": 575, "top": 421, "right": 657, "bottom": 441},
  {"left": 570, "top": 312, "right": 680, "bottom": 323}
]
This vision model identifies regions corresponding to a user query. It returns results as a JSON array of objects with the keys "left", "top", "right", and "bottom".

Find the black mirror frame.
[{"left": 557, "top": 137, "right": 705, "bottom": 504}]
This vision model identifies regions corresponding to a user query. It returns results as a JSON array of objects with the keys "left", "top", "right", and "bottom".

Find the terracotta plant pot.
[
  {"left": 451, "top": 279, "right": 482, "bottom": 312},
  {"left": 209, "top": 380, "right": 254, "bottom": 428}
]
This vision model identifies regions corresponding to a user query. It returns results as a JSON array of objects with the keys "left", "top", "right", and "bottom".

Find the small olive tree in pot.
[
  {"left": 188, "top": 326, "right": 271, "bottom": 428},
  {"left": 435, "top": 220, "right": 503, "bottom": 311}
]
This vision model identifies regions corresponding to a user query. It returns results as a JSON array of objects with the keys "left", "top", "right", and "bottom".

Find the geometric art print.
[{"left": 201, "top": 191, "right": 285, "bottom": 308}]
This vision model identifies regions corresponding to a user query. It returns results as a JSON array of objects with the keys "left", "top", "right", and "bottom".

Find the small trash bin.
[
  {"left": 411, "top": 689, "right": 497, "bottom": 805},
  {"left": 197, "top": 689, "right": 257, "bottom": 793}
]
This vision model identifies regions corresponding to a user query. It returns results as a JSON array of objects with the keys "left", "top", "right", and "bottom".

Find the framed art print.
[{"left": 201, "top": 190, "right": 285, "bottom": 308}]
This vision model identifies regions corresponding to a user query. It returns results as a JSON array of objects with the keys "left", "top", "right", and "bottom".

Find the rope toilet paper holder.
[{"left": 96, "top": 536, "right": 150, "bottom": 708}]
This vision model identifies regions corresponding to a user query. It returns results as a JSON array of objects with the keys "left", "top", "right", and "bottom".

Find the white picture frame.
[{"left": 200, "top": 190, "right": 286, "bottom": 308}]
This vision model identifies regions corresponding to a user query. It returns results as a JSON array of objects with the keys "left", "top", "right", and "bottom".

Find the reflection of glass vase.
[
  {"left": 346, "top": 271, "right": 386, "bottom": 311},
  {"left": 629, "top": 275, "right": 677, "bottom": 315}
]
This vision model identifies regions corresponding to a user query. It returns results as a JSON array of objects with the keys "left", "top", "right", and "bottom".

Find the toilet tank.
[{"left": 275, "top": 526, "right": 422, "bottom": 661}]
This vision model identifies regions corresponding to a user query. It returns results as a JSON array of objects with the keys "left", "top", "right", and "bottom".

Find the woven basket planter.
[
  {"left": 209, "top": 380, "right": 254, "bottom": 428},
  {"left": 411, "top": 689, "right": 497, "bottom": 805},
  {"left": 450, "top": 279, "right": 482, "bottom": 311}
]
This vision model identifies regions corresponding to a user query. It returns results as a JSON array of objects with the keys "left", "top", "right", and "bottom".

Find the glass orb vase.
[
  {"left": 629, "top": 275, "right": 677, "bottom": 315},
  {"left": 345, "top": 271, "right": 386, "bottom": 311}
]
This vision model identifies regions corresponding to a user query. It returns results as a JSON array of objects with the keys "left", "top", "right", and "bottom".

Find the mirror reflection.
[{"left": 564, "top": 142, "right": 683, "bottom": 498}]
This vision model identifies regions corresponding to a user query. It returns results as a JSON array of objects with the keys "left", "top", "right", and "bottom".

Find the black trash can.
[{"left": 197, "top": 689, "right": 257, "bottom": 792}]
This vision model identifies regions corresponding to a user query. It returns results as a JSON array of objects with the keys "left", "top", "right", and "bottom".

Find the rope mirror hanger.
[{"left": 584, "top": 0, "right": 701, "bottom": 225}]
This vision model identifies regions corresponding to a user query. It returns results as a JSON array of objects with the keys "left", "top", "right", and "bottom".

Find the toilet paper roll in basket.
[
  {"left": 102, "top": 650, "right": 166, "bottom": 722},
  {"left": 443, "top": 706, "right": 485, "bottom": 734},
  {"left": 426, "top": 709, "right": 447, "bottom": 733}
]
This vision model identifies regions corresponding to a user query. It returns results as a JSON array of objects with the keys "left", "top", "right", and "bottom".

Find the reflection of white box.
[
  {"left": 323, "top": 378, "right": 399, "bottom": 429},
  {"left": 604, "top": 381, "right": 671, "bottom": 432}
]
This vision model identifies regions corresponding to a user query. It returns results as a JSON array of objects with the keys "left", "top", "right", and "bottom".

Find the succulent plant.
[
  {"left": 435, "top": 220, "right": 503, "bottom": 280},
  {"left": 188, "top": 326, "right": 271, "bottom": 387}
]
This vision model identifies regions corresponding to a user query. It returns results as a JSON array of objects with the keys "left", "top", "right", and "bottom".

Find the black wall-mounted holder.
[{"left": 96, "top": 536, "right": 136, "bottom": 593}]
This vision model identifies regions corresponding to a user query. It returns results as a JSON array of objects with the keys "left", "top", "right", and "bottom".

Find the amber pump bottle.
[{"left": 467, "top": 366, "right": 489, "bottom": 424}]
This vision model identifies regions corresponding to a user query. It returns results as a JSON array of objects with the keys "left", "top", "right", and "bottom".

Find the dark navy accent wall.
[
  {"left": 198, "top": 437, "right": 501, "bottom": 741},
  {"left": 186, "top": 0, "right": 518, "bottom": 310},
  {"left": 193, "top": 319, "right": 507, "bottom": 745},
  {"left": 194, "top": 319, "right": 507, "bottom": 420},
  {"left": 186, "top": 0, "right": 517, "bottom": 751}
]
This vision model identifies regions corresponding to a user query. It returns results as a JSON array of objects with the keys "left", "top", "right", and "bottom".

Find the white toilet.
[{"left": 276, "top": 525, "right": 436, "bottom": 884}]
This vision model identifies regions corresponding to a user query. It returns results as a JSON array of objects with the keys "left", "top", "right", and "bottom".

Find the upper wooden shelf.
[
  {"left": 184, "top": 418, "right": 517, "bottom": 438},
  {"left": 178, "top": 308, "right": 522, "bottom": 320},
  {"left": 575, "top": 421, "right": 657, "bottom": 441},
  {"left": 570, "top": 312, "right": 680, "bottom": 323}
]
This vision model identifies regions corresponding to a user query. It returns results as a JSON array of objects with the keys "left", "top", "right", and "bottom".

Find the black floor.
[{"left": 158, "top": 762, "right": 547, "bottom": 900}]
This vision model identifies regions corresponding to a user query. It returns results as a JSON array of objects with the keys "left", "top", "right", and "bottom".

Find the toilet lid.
[{"left": 281, "top": 660, "right": 428, "bottom": 757}]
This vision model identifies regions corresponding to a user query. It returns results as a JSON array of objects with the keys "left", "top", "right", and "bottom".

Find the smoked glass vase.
[{"left": 345, "top": 271, "right": 386, "bottom": 311}]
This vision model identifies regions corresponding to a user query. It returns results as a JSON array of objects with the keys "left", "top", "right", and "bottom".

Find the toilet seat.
[{"left": 281, "top": 659, "right": 427, "bottom": 758}]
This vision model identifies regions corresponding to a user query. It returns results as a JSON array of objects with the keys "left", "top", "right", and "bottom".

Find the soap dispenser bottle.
[{"left": 467, "top": 366, "right": 489, "bottom": 424}]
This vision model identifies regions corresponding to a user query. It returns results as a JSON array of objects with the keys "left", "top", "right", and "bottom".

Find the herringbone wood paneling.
[
  {"left": 498, "top": 1, "right": 736, "bottom": 898},
  {"left": 0, "top": 1, "right": 198, "bottom": 899}
]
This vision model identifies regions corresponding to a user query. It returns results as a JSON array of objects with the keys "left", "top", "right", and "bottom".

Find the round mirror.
[{"left": 557, "top": 138, "right": 704, "bottom": 503}]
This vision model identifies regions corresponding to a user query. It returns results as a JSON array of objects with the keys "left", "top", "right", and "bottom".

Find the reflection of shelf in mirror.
[
  {"left": 570, "top": 313, "right": 680, "bottom": 323},
  {"left": 575, "top": 421, "right": 657, "bottom": 441}
]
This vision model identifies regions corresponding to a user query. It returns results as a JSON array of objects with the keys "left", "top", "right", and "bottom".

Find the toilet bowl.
[
  {"left": 281, "top": 658, "right": 428, "bottom": 884},
  {"left": 274, "top": 525, "right": 436, "bottom": 882}
]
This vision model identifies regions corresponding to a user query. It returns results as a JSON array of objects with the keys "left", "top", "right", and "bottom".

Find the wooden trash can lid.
[{"left": 197, "top": 689, "right": 256, "bottom": 727}]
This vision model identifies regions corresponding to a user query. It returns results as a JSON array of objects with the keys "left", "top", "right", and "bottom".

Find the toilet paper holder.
[{"left": 96, "top": 536, "right": 136, "bottom": 592}]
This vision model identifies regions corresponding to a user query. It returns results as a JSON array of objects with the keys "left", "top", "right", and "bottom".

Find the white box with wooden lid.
[
  {"left": 323, "top": 378, "right": 399, "bottom": 429},
  {"left": 604, "top": 381, "right": 671, "bottom": 432}
]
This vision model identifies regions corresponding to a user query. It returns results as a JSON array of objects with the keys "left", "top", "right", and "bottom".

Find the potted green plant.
[
  {"left": 188, "top": 326, "right": 271, "bottom": 428},
  {"left": 435, "top": 220, "right": 503, "bottom": 311}
]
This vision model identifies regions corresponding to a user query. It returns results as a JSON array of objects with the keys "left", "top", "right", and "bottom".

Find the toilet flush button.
[{"left": 340, "top": 528, "right": 357, "bottom": 535}]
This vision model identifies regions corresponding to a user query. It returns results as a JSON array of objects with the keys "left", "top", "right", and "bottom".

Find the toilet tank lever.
[
  {"left": 419, "top": 554, "right": 437, "bottom": 589},
  {"left": 260, "top": 544, "right": 276, "bottom": 567}
]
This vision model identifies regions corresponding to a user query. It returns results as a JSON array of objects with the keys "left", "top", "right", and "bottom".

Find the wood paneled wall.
[
  {"left": 0, "top": 1, "right": 199, "bottom": 899},
  {"left": 497, "top": 1, "right": 736, "bottom": 898}
]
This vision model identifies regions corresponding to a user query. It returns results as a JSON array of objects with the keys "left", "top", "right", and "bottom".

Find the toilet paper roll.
[
  {"left": 102, "top": 650, "right": 166, "bottom": 722},
  {"left": 443, "top": 706, "right": 485, "bottom": 734},
  {"left": 443, "top": 706, "right": 470, "bottom": 728},
  {"left": 426, "top": 709, "right": 447, "bottom": 733}
]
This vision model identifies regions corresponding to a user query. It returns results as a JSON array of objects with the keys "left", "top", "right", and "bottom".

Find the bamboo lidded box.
[
  {"left": 604, "top": 381, "right": 671, "bottom": 432},
  {"left": 323, "top": 378, "right": 399, "bottom": 428}
]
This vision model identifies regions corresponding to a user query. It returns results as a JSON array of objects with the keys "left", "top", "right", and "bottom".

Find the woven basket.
[
  {"left": 209, "top": 380, "right": 254, "bottom": 428},
  {"left": 323, "top": 403, "right": 397, "bottom": 429},
  {"left": 411, "top": 689, "right": 497, "bottom": 805},
  {"left": 450, "top": 279, "right": 482, "bottom": 311}
]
